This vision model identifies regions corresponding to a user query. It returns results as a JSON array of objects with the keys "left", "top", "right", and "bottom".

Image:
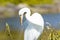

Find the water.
[
  {"left": 42, "top": 13, "right": 60, "bottom": 29},
  {"left": 0, "top": 13, "right": 60, "bottom": 31},
  {"left": 0, "top": 16, "right": 21, "bottom": 31}
]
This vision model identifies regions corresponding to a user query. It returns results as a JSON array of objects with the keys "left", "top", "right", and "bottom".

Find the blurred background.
[{"left": 0, "top": 0, "right": 60, "bottom": 40}]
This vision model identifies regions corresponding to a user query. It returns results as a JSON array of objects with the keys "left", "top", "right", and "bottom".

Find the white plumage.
[{"left": 19, "top": 8, "right": 44, "bottom": 40}]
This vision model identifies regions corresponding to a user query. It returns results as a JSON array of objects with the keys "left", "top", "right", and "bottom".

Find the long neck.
[{"left": 25, "top": 10, "right": 31, "bottom": 19}]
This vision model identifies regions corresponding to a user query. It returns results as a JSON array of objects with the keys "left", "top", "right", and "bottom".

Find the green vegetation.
[
  {"left": 38, "top": 27, "right": 60, "bottom": 40},
  {"left": 0, "top": 0, "right": 53, "bottom": 6},
  {"left": 0, "top": 24, "right": 60, "bottom": 40},
  {"left": 0, "top": 23, "right": 24, "bottom": 40},
  {"left": 0, "top": 31, "right": 24, "bottom": 40}
]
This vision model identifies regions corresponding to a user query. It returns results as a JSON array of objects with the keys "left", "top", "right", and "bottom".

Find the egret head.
[
  {"left": 19, "top": 7, "right": 30, "bottom": 16},
  {"left": 19, "top": 7, "right": 31, "bottom": 25}
]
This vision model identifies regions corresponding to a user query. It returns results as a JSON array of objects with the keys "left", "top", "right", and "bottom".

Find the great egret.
[{"left": 19, "top": 8, "right": 44, "bottom": 40}]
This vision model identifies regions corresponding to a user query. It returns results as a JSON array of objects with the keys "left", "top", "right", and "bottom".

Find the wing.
[
  {"left": 23, "top": 13, "right": 44, "bottom": 31},
  {"left": 24, "top": 13, "right": 44, "bottom": 40},
  {"left": 24, "top": 20, "right": 43, "bottom": 40},
  {"left": 30, "top": 13, "right": 44, "bottom": 27},
  {"left": 25, "top": 29, "right": 40, "bottom": 40}
]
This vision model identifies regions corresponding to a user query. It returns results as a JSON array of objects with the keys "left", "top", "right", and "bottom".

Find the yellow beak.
[{"left": 20, "top": 15, "right": 23, "bottom": 25}]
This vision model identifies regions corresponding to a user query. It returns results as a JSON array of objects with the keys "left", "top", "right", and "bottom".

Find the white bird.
[{"left": 19, "top": 8, "right": 44, "bottom": 40}]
